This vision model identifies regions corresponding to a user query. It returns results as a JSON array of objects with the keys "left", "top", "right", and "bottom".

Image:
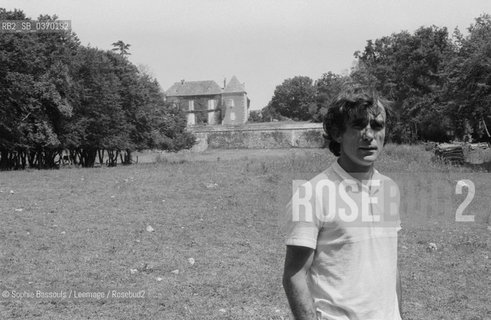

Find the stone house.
[{"left": 165, "top": 76, "right": 250, "bottom": 126}]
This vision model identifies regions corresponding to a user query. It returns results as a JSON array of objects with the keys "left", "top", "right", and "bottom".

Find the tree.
[
  {"left": 0, "top": 9, "right": 195, "bottom": 170},
  {"left": 0, "top": 9, "right": 80, "bottom": 169},
  {"left": 443, "top": 14, "right": 491, "bottom": 142},
  {"left": 353, "top": 26, "right": 456, "bottom": 142},
  {"left": 112, "top": 40, "right": 131, "bottom": 56},
  {"left": 68, "top": 47, "right": 129, "bottom": 166},
  {"left": 128, "top": 71, "right": 195, "bottom": 152},
  {"left": 312, "top": 72, "right": 347, "bottom": 122},
  {"left": 248, "top": 110, "right": 263, "bottom": 122},
  {"left": 267, "top": 76, "right": 316, "bottom": 121}
]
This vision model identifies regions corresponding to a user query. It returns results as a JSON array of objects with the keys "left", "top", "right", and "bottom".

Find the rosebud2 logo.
[{"left": 290, "top": 178, "right": 400, "bottom": 225}]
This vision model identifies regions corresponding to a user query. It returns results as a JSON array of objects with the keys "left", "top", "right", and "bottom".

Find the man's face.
[{"left": 337, "top": 105, "right": 386, "bottom": 172}]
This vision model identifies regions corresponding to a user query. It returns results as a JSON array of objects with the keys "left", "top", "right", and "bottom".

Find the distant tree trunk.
[
  {"left": 69, "top": 149, "right": 79, "bottom": 165},
  {"left": 20, "top": 150, "right": 27, "bottom": 169},
  {"left": 79, "top": 148, "right": 97, "bottom": 167},
  {"left": 11, "top": 152, "right": 18, "bottom": 170},
  {"left": 481, "top": 116, "right": 490, "bottom": 144},
  {"left": 107, "top": 149, "right": 118, "bottom": 167},
  {"left": 33, "top": 151, "right": 41, "bottom": 169},
  {"left": 97, "top": 149, "right": 105, "bottom": 166},
  {"left": 35, "top": 150, "right": 46, "bottom": 169},
  {"left": 0, "top": 150, "right": 9, "bottom": 170},
  {"left": 28, "top": 151, "right": 36, "bottom": 168},
  {"left": 76, "top": 148, "right": 84, "bottom": 167},
  {"left": 121, "top": 149, "right": 132, "bottom": 165},
  {"left": 44, "top": 150, "right": 58, "bottom": 169},
  {"left": 86, "top": 149, "right": 97, "bottom": 167}
]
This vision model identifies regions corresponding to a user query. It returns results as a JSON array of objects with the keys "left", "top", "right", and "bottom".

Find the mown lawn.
[{"left": 0, "top": 145, "right": 490, "bottom": 319}]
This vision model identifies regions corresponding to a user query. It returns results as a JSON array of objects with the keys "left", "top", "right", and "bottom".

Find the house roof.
[
  {"left": 166, "top": 80, "right": 223, "bottom": 97},
  {"left": 223, "top": 75, "right": 246, "bottom": 93}
]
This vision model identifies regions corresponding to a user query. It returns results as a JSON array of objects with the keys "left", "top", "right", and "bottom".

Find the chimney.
[
  {"left": 181, "top": 79, "right": 185, "bottom": 85},
  {"left": 223, "top": 78, "right": 226, "bottom": 89}
]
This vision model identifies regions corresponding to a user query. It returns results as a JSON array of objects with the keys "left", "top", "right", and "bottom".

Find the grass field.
[{"left": 0, "top": 145, "right": 490, "bottom": 319}]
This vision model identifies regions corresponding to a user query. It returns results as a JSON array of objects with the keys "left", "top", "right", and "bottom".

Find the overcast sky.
[{"left": 3, "top": 0, "right": 491, "bottom": 109}]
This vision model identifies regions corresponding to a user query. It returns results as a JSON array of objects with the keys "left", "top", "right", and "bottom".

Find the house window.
[
  {"left": 208, "top": 100, "right": 216, "bottom": 124},
  {"left": 226, "top": 99, "right": 236, "bottom": 121},
  {"left": 187, "top": 100, "right": 195, "bottom": 125}
]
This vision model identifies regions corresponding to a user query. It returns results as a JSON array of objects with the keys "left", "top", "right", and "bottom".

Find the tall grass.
[
  {"left": 380, "top": 143, "right": 478, "bottom": 172},
  {"left": 0, "top": 146, "right": 489, "bottom": 319}
]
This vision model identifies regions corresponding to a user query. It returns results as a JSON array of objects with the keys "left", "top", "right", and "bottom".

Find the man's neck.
[{"left": 337, "top": 158, "right": 374, "bottom": 183}]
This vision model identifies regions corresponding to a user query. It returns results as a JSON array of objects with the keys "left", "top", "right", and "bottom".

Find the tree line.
[
  {"left": 0, "top": 9, "right": 194, "bottom": 170},
  {"left": 253, "top": 14, "right": 491, "bottom": 144}
]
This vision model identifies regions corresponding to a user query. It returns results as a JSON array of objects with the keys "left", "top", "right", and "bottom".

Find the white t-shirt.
[{"left": 285, "top": 160, "right": 402, "bottom": 320}]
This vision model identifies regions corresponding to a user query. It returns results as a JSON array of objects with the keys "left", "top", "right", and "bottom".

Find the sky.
[{"left": 2, "top": 0, "right": 491, "bottom": 110}]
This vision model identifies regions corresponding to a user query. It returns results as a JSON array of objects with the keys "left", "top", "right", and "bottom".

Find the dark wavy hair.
[{"left": 323, "top": 85, "right": 392, "bottom": 156}]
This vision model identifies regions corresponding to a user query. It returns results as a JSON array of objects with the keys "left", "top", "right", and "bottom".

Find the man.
[{"left": 282, "top": 87, "right": 402, "bottom": 320}]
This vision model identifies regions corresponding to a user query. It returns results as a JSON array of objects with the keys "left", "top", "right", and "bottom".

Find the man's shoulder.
[
  {"left": 291, "top": 163, "right": 340, "bottom": 197},
  {"left": 374, "top": 169, "right": 398, "bottom": 185},
  {"left": 306, "top": 163, "right": 339, "bottom": 184}
]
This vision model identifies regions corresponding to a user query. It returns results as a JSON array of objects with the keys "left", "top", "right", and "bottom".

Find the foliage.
[
  {"left": 0, "top": 9, "right": 79, "bottom": 169},
  {"left": 267, "top": 76, "right": 317, "bottom": 121},
  {"left": 248, "top": 110, "right": 263, "bottom": 122},
  {"left": 353, "top": 25, "right": 455, "bottom": 142},
  {"left": 443, "top": 14, "right": 491, "bottom": 142},
  {"left": 263, "top": 14, "right": 491, "bottom": 145},
  {"left": 111, "top": 40, "right": 131, "bottom": 56},
  {"left": 312, "top": 72, "right": 348, "bottom": 122},
  {"left": 0, "top": 9, "right": 194, "bottom": 170},
  {"left": 260, "top": 103, "right": 282, "bottom": 122},
  {"left": 353, "top": 15, "right": 491, "bottom": 143},
  {"left": 1, "top": 148, "right": 489, "bottom": 319}
]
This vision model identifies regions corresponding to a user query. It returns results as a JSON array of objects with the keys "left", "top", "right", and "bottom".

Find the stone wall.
[{"left": 189, "top": 122, "right": 326, "bottom": 152}]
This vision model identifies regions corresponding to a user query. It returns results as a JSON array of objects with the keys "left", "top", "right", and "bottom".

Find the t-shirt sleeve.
[
  {"left": 284, "top": 186, "right": 323, "bottom": 250},
  {"left": 391, "top": 178, "right": 402, "bottom": 232},
  {"left": 382, "top": 176, "right": 402, "bottom": 231}
]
